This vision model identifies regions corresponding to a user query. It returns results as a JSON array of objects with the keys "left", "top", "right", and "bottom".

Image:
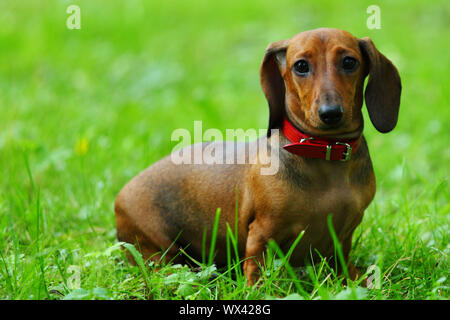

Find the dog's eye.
[
  {"left": 293, "top": 60, "right": 310, "bottom": 75},
  {"left": 342, "top": 56, "right": 358, "bottom": 71}
]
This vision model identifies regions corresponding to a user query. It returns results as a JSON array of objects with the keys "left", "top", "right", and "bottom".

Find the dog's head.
[{"left": 261, "top": 28, "right": 401, "bottom": 138}]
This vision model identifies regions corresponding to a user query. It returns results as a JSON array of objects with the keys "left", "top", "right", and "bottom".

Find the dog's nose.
[{"left": 318, "top": 104, "right": 344, "bottom": 126}]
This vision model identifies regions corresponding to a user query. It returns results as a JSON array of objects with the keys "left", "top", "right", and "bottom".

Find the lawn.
[{"left": 0, "top": 0, "right": 448, "bottom": 300}]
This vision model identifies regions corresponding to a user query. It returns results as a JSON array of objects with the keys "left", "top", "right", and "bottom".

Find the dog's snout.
[{"left": 318, "top": 104, "right": 344, "bottom": 126}]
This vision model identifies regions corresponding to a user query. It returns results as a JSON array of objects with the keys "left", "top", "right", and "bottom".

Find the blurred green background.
[{"left": 0, "top": 0, "right": 448, "bottom": 299}]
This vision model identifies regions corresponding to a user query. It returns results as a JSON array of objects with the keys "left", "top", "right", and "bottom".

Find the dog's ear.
[
  {"left": 359, "top": 37, "right": 402, "bottom": 133},
  {"left": 260, "top": 39, "right": 289, "bottom": 137}
]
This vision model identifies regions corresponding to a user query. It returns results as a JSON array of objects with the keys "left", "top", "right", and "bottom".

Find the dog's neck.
[
  {"left": 265, "top": 128, "right": 372, "bottom": 192},
  {"left": 280, "top": 117, "right": 362, "bottom": 162}
]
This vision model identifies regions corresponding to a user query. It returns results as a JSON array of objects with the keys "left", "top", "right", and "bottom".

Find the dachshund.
[{"left": 114, "top": 28, "right": 401, "bottom": 285}]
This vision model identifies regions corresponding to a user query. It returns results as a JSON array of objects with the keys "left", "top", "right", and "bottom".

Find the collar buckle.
[
  {"left": 336, "top": 142, "right": 352, "bottom": 161},
  {"left": 299, "top": 137, "right": 314, "bottom": 143},
  {"left": 325, "top": 142, "right": 352, "bottom": 161}
]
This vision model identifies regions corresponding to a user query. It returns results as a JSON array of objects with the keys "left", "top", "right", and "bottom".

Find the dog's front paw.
[{"left": 243, "top": 259, "right": 262, "bottom": 286}]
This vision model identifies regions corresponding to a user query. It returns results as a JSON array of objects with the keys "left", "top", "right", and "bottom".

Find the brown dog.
[{"left": 115, "top": 28, "right": 401, "bottom": 284}]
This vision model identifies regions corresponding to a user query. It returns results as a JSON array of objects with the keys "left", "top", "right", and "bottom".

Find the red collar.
[{"left": 282, "top": 117, "right": 361, "bottom": 161}]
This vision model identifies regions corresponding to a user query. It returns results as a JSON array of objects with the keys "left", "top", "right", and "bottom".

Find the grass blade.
[
  {"left": 326, "top": 214, "right": 349, "bottom": 279},
  {"left": 208, "top": 208, "right": 221, "bottom": 266},
  {"left": 267, "top": 231, "right": 307, "bottom": 296}
]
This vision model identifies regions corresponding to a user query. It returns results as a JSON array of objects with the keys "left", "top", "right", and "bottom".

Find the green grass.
[{"left": 0, "top": 0, "right": 449, "bottom": 300}]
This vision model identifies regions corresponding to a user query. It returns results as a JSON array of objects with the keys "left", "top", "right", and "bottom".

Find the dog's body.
[{"left": 115, "top": 28, "right": 401, "bottom": 284}]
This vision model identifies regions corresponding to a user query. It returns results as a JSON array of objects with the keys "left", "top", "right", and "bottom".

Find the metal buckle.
[
  {"left": 335, "top": 142, "right": 352, "bottom": 161},
  {"left": 325, "top": 142, "right": 352, "bottom": 161},
  {"left": 299, "top": 137, "right": 314, "bottom": 143}
]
